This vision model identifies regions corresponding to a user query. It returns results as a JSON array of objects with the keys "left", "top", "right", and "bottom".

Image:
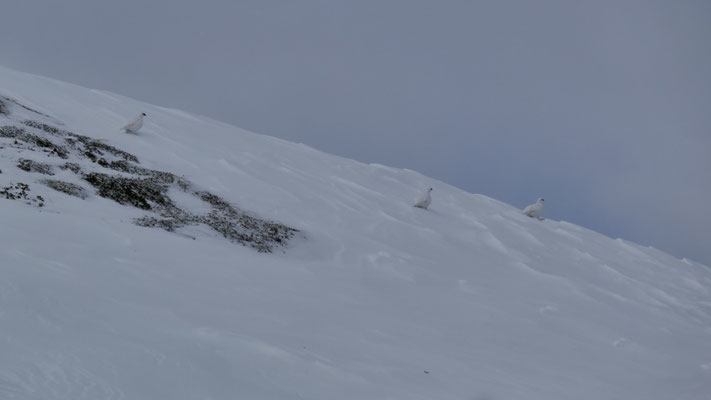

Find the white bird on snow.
[
  {"left": 523, "top": 197, "right": 544, "bottom": 220},
  {"left": 122, "top": 112, "right": 146, "bottom": 133},
  {"left": 413, "top": 187, "right": 433, "bottom": 209}
]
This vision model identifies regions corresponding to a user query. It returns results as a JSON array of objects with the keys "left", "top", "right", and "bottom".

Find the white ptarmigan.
[
  {"left": 413, "top": 187, "right": 433, "bottom": 209},
  {"left": 523, "top": 197, "right": 544, "bottom": 219},
  {"left": 122, "top": 112, "right": 146, "bottom": 133}
]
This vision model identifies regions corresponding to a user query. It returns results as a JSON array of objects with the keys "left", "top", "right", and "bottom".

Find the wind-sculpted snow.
[
  {"left": 0, "top": 353, "right": 125, "bottom": 400},
  {"left": 0, "top": 66, "right": 710, "bottom": 399}
]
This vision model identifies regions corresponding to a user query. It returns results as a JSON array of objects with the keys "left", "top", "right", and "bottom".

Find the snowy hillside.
[{"left": 1, "top": 66, "right": 710, "bottom": 400}]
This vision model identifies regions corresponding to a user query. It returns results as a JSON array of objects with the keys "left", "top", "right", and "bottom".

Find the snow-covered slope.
[{"left": 1, "top": 66, "right": 710, "bottom": 400}]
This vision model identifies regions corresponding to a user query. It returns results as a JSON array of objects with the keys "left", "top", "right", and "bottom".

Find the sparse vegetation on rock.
[
  {"left": 42, "top": 180, "right": 88, "bottom": 199},
  {"left": 23, "top": 120, "right": 65, "bottom": 136},
  {"left": 60, "top": 162, "right": 81, "bottom": 173},
  {"left": 64, "top": 132, "right": 139, "bottom": 163},
  {"left": 83, "top": 172, "right": 173, "bottom": 211},
  {"left": 1, "top": 125, "right": 69, "bottom": 158},
  {"left": 101, "top": 159, "right": 175, "bottom": 184},
  {"left": 1, "top": 119, "right": 297, "bottom": 252},
  {"left": 86, "top": 170, "right": 296, "bottom": 252},
  {"left": 0, "top": 182, "right": 44, "bottom": 206},
  {"left": 2, "top": 120, "right": 140, "bottom": 164},
  {"left": 17, "top": 158, "right": 54, "bottom": 175}
]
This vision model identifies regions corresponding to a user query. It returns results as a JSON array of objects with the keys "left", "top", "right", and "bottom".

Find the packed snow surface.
[{"left": 1, "top": 66, "right": 710, "bottom": 400}]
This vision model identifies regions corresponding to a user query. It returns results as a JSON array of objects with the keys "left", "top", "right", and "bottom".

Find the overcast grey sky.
[{"left": 1, "top": 0, "right": 710, "bottom": 264}]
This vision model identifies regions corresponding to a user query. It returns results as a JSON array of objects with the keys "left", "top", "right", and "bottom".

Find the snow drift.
[{"left": 0, "top": 66, "right": 709, "bottom": 400}]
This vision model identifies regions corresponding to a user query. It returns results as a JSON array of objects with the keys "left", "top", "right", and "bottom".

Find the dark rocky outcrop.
[
  {"left": 83, "top": 172, "right": 172, "bottom": 211},
  {"left": 0, "top": 182, "right": 44, "bottom": 206},
  {"left": 2, "top": 120, "right": 297, "bottom": 252},
  {"left": 17, "top": 158, "right": 54, "bottom": 175},
  {"left": 42, "top": 180, "right": 88, "bottom": 199}
]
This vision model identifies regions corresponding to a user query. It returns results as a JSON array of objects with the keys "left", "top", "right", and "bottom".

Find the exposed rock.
[
  {"left": 17, "top": 158, "right": 55, "bottom": 175},
  {"left": 83, "top": 172, "right": 173, "bottom": 211},
  {"left": 0, "top": 182, "right": 44, "bottom": 206},
  {"left": 1, "top": 125, "right": 69, "bottom": 158},
  {"left": 93, "top": 159, "right": 176, "bottom": 185},
  {"left": 14, "top": 120, "right": 139, "bottom": 163},
  {"left": 23, "top": 120, "right": 65, "bottom": 136},
  {"left": 59, "top": 162, "right": 81, "bottom": 173},
  {"left": 65, "top": 132, "right": 139, "bottom": 163},
  {"left": 0, "top": 126, "right": 27, "bottom": 138},
  {"left": 136, "top": 188, "right": 296, "bottom": 252},
  {"left": 134, "top": 216, "right": 184, "bottom": 232},
  {"left": 83, "top": 171, "right": 297, "bottom": 252},
  {"left": 2, "top": 120, "right": 297, "bottom": 252},
  {"left": 83, "top": 150, "right": 97, "bottom": 162},
  {"left": 42, "top": 180, "right": 88, "bottom": 199}
]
